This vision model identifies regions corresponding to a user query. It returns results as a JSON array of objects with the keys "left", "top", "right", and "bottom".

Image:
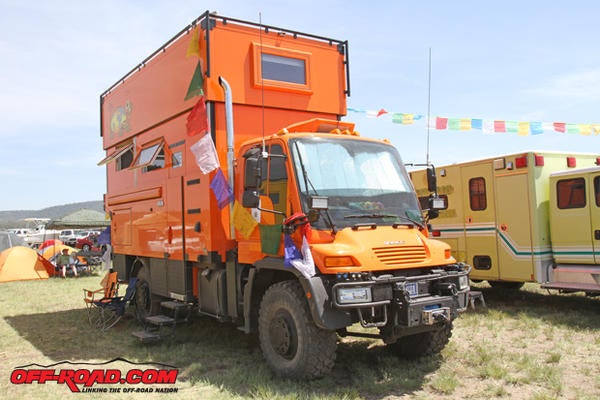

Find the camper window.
[
  {"left": 557, "top": 178, "right": 586, "bottom": 209},
  {"left": 469, "top": 177, "right": 487, "bottom": 211}
]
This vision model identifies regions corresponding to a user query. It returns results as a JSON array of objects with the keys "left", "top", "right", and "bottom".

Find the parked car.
[
  {"left": 59, "top": 229, "right": 78, "bottom": 245},
  {"left": 75, "top": 231, "right": 103, "bottom": 252}
]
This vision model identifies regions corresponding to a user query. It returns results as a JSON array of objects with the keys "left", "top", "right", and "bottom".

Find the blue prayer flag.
[{"left": 210, "top": 169, "right": 234, "bottom": 209}]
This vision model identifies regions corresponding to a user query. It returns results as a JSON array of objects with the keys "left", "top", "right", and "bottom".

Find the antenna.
[{"left": 426, "top": 47, "right": 432, "bottom": 165}]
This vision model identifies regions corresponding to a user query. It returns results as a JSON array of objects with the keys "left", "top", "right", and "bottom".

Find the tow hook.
[{"left": 422, "top": 307, "right": 450, "bottom": 325}]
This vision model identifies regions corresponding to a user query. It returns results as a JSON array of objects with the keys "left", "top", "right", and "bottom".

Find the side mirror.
[
  {"left": 427, "top": 195, "right": 446, "bottom": 220},
  {"left": 427, "top": 166, "right": 437, "bottom": 193},
  {"left": 242, "top": 190, "right": 260, "bottom": 208}
]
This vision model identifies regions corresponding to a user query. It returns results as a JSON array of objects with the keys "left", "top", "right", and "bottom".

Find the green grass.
[{"left": 0, "top": 278, "right": 599, "bottom": 399}]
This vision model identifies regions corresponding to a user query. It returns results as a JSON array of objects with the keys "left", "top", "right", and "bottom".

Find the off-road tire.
[
  {"left": 133, "top": 266, "right": 159, "bottom": 323},
  {"left": 258, "top": 280, "right": 337, "bottom": 379},
  {"left": 388, "top": 322, "right": 453, "bottom": 359}
]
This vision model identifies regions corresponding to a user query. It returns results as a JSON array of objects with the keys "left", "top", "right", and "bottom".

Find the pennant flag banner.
[
  {"left": 347, "top": 107, "right": 600, "bottom": 137},
  {"left": 232, "top": 201, "right": 258, "bottom": 239},
  {"left": 209, "top": 168, "right": 234, "bottom": 209}
]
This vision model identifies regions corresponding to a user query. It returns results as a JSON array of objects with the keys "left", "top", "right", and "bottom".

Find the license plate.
[{"left": 405, "top": 282, "right": 418, "bottom": 297}]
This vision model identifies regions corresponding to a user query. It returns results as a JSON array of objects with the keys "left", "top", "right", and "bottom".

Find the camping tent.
[
  {"left": 47, "top": 209, "right": 110, "bottom": 229},
  {"left": 40, "top": 244, "right": 77, "bottom": 261},
  {"left": 0, "top": 246, "right": 54, "bottom": 282}
]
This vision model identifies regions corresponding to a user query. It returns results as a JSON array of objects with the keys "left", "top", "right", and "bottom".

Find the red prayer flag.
[
  {"left": 435, "top": 117, "right": 448, "bottom": 130},
  {"left": 494, "top": 120, "right": 506, "bottom": 133},
  {"left": 553, "top": 122, "right": 566, "bottom": 133},
  {"left": 376, "top": 108, "right": 388, "bottom": 117},
  {"left": 186, "top": 96, "right": 209, "bottom": 137}
]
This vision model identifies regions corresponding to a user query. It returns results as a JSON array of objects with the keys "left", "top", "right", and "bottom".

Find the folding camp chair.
[{"left": 84, "top": 273, "right": 137, "bottom": 331}]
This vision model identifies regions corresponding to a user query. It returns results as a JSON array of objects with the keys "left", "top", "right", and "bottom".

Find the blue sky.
[{"left": 1, "top": 0, "right": 600, "bottom": 210}]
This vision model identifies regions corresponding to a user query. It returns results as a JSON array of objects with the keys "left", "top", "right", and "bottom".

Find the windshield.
[{"left": 291, "top": 137, "right": 422, "bottom": 229}]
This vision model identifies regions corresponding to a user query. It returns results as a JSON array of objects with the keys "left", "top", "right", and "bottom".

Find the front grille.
[{"left": 372, "top": 245, "right": 426, "bottom": 266}]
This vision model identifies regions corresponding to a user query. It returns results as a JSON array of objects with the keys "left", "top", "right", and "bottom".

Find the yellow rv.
[{"left": 411, "top": 151, "right": 600, "bottom": 294}]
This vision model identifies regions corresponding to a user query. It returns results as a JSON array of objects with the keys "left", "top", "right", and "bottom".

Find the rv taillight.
[
  {"left": 432, "top": 230, "right": 441, "bottom": 237},
  {"left": 515, "top": 155, "right": 528, "bottom": 168},
  {"left": 534, "top": 155, "right": 544, "bottom": 166},
  {"left": 596, "top": 157, "right": 600, "bottom": 166},
  {"left": 567, "top": 157, "right": 576, "bottom": 168}
]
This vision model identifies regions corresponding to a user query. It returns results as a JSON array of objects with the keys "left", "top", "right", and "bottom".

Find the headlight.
[
  {"left": 458, "top": 275, "right": 470, "bottom": 290},
  {"left": 337, "top": 287, "right": 372, "bottom": 304}
]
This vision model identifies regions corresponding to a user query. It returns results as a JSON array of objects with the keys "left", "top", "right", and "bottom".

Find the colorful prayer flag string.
[{"left": 346, "top": 107, "right": 600, "bottom": 136}]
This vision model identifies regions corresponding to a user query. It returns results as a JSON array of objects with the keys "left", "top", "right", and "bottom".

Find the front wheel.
[
  {"left": 258, "top": 280, "right": 337, "bottom": 379},
  {"left": 387, "top": 322, "right": 453, "bottom": 359}
]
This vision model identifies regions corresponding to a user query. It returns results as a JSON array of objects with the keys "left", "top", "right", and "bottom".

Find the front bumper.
[{"left": 330, "top": 265, "right": 470, "bottom": 330}]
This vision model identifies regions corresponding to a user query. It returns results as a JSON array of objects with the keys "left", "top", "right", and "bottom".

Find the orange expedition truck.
[{"left": 99, "top": 11, "right": 470, "bottom": 378}]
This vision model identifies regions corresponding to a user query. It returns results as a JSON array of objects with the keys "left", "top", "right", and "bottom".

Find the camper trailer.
[
  {"left": 411, "top": 151, "right": 600, "bottom": 294},
  {"left": 99, "top": 11, "right": 469, "bottom": 378}
]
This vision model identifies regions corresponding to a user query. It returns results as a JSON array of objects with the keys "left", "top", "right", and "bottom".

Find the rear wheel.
[
  {"left": 133, "top": 265, "right": 159, "bottom": 322},
  {"left": 258, "top": 280, "right": 337, "bottom": 379},
  {"left": 387, "top": 322, "right": 453, "bottom": 358}
]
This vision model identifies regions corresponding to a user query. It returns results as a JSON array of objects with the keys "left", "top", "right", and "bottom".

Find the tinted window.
[
  {"left": 557, "top": 178, "right": 586, "bottom": 209},
  {"left": 469, "top": 177, "right": 487, "bottom": 211}
]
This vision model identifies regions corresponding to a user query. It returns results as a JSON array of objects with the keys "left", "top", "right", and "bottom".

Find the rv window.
[
  {"left": 595, "top": 177, "right": 600, "bottom": 207},
  {"left": 130, "top": 140, "right": 167, "bottom": 172},
  {"left": 97, "top": 142, "right": 134, "bottom": 170},
  {"left": 469, "top": 177, "right": 487, "bottom": 211},
  {"left": 557, "top": 178, "right": 586, "bottom": 209},
  {"left": 262, "top": 53, "right": 306, "bottom": 84},
  {"left": 117, "top": 147, "right": 134, "bottom": 170}
]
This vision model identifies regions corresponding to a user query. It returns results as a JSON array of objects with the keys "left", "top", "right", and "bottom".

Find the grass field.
[{"left": 1, "top": 275, "right": 599, "bottom": 399}]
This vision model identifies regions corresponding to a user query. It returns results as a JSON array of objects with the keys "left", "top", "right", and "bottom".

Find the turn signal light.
[
  {"left": 444, "top": 249, "right": 452, "bottom": 259},
  {"left": 324, "top": 256, "right": 359, "bottom": 267}
]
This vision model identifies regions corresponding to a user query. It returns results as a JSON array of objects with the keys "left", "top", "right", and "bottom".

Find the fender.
[{"left": 244, "top": 258, "right": 352, "bottom": 331}]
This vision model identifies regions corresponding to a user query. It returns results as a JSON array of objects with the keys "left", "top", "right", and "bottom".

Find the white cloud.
[{"left": 523, "top": 69, "right": 600, "bottom": 101}]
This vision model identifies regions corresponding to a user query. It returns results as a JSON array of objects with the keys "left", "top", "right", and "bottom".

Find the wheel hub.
[{"left": 269, "top": 313, "right": 297, "bottom": 360}]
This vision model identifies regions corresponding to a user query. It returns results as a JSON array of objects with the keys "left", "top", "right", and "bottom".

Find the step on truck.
[
  {"left": 411, "top": 151, "right": 600, "bottom": 294},
  {"left": 99, "top": 11, "right": 470, "bottom": 378}
]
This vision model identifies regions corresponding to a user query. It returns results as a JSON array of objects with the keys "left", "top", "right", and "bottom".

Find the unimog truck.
[{"left": 100, "top": 11, "right": 470, "bottom": 378}]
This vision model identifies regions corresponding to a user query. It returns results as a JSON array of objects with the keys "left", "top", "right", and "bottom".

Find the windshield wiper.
[{"left": 398, "top": 212, "right": 425, "bottom": 230}]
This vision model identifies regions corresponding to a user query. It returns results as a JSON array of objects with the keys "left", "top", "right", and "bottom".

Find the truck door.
[
  {"left": 460, "top": 164, "right": 499, "bottom": 281},
  {"left": 591, "top": 174, "right": 600, "bottom": 263},
  {"left": 495, "top": 173, "right": 534, "bottom": 281},
  {"left": 551, "top": 174, "right": 595, "bottom": 264}
]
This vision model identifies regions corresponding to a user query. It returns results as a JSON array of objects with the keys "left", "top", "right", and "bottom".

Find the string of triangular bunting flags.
[{"left": 347, "top": 107, "right": 600, "bottom": 136}]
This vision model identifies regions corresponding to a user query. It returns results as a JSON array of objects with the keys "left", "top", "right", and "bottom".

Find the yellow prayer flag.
[
  {"left": 233, "top": 201, "right": 258, "bottom": 239},
  {"left": 186, "top": 27, "right": 201, "bottom": 58},
  {"left": 459, "top": 118, "right": 471, "bottom": 131},
  {"left": 579, "top": 124, "right": 592, "bottom": 136},
  {"left": 402, "top": 114, "right": 414, "bottom": 124},
  {"left": 518, "top": 122, "right": 530, "bottom": 136}
]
